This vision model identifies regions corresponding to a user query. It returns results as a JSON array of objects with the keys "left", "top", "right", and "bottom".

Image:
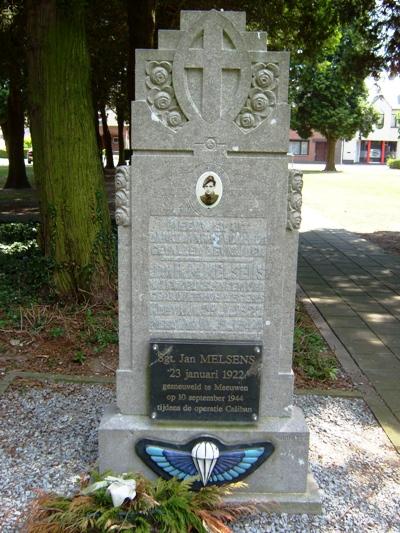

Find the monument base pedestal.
[
  {"left": 223, "top": 472, "right": 321, "bottom": 514},
  {"left": 98, "top": 405, "right": 321, "bottom": 514}
]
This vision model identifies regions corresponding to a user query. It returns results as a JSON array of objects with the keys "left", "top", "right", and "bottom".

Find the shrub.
[
  {"left": 387, "top": 158, "right": 400, "bottom": 169},
  {"left": 0, "top": 222, "right": 38, "bottom": 243},
  {"left": 27, "top": 470, "right": 253, "bottom": 533},
  {"left": 0, "top": 222, "right": 53, "bottom": 309},
  {"left": 293, "top": 304, "right": 338, "bottom": 381},
  {"left": 24, "top": 137, "right": 32, "bottom": 150}
]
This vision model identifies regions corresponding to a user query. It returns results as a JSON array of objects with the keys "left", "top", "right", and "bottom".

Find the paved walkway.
[{"left": 298, "top": 228, "right": 400, "bottom": 451}]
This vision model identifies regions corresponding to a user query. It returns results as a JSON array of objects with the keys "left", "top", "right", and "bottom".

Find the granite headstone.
[{"left": 99, "top": 9, "right": 320, "bottom": 512}]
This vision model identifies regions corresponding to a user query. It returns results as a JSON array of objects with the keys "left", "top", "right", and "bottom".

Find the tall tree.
[
  {"left": 3, "top": 64, "right": 30, "bottom": 188},
  {"left": 0, "top": 80, "right": 9, "bottom": 154},
  {"left": 127, "top": 0, "right": 156, "bottom": 109},
  {"left": 380, "top": 0, "right": 400, "bottom": 76},
  {"left": 100, "top": 106, "right": 115, "bottom": 169},
  {"left": 86, "top": 0, "right": 129, "bottom": 169},
  {"left": 0, "top": 1, "right": 30, "bottom": 189},
  {"left": 111, "top": 82, "right": 129, "bottom": 166},
  {"left": 155, "top": 0, "right": 378, "bottom": 63},
  {"left": 26, "top": 0, "right": 114, "bottom": 298},
  {"left": 291, "top": 27, "right": 379, "bottom": 171}
]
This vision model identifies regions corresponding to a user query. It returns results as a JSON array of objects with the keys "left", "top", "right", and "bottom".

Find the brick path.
[{"left": 298, "top": 228, "right": 400, "bottom": 451}]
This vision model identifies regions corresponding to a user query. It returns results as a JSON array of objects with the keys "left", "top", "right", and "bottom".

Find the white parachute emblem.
[{"left": 191, "top": 441, "right": 220, "bottom": 485}]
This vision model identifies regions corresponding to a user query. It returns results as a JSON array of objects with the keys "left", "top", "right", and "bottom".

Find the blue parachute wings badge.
[
  {"left": 136, "top": 436, "right": 274, "bottom": 490},
  {"left": 143, "top": 445, "right": 197, "bottom": 480}
]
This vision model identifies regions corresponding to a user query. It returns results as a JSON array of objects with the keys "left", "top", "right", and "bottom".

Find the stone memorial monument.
[{"left": 99, "top": 9, "right": 320, "bottom": 511}]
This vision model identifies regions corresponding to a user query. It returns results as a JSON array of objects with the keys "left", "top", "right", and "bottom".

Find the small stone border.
[
  {"left": 0, "top": 370, "right": 114, "bottom": 395},
  {"left": 296, "top": 387, "right": 361, "bottom": 398},
  {"left": 297, "top": 284, "right": 400, "bottom": 454}
]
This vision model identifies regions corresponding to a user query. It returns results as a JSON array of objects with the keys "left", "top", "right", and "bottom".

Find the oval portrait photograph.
[{"left": 196, "top": 171, "right": 223, "bottom": 209}]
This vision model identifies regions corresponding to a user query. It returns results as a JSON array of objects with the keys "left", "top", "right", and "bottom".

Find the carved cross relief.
[
  {"left": 145, "top": 10, "right": 279, "bottom": 133},
  {"left": 173, "top": 13, "right": 250, "bottom": 123}
]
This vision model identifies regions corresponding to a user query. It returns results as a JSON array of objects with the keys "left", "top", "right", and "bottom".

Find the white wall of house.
[
  {"left": 367, "top": 96, "right": 399, "bottom": 142},
  {"left": 344, "top": 75, "right": 400, "bottom": 163},
  {"left": 99, "top": 109, "right": 130, "bottom": 154},
  {"left": 342, "top": 138, "right": 359, "bottom": 163}
]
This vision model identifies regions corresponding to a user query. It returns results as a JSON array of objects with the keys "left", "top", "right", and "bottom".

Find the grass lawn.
[{"left": 301, "top": 165, "right": 400, "bottom": 233}]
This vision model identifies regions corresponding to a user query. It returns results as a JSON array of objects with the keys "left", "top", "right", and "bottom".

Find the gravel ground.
[{"left": 0, "top": 383, "right": 399, "bottom": 532}]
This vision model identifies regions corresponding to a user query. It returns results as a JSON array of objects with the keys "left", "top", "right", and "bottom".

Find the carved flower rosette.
[
  {"left": 287, "top": 169, "right": 303, "bottom": 231},
  {"left": 115, "top": 166, "right": 130, "bottom": 227},
  {"left": 145, "top": 61, "right": 187, "bottom": 131},
  {"left": 235, "top": 62, "right": 279, "bottom": 131}
]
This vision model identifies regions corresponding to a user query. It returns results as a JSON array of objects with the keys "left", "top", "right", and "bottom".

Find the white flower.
[
  {"left": 82, "top": 475, "right": 137, "bottom": 507},
  {"left": 107, "top": 478, "right": 137, "bottom": 507}
]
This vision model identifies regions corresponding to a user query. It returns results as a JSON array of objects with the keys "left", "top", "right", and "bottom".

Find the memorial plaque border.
[{"left": 149, "top": 339, "right": 262, "bottom": 423}]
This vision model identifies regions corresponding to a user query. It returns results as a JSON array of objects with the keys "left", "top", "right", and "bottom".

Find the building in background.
[
  {"left": 290, "top": 75, "right": 400, "bottom": 165},
  {"left": 342, "top": 75, "right": 400, "bottom": 164},
  {"left": 289, "top": 129, "right": 342, "bottom": 164},
  {"left": 98, "top": 109, "right": 129, "bottom": 155}
]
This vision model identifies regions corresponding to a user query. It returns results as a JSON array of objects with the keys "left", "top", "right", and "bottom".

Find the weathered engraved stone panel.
[{"left": 149, "top": 216, "right": 267, "bottom": 335}]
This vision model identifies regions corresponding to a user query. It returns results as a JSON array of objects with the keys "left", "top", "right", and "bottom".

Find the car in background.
[{"left": 27, "top": 149, "right": 33, "bottom": 164}]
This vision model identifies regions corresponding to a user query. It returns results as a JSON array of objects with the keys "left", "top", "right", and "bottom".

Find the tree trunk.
[
  {"left": 3, "top": 73, "right": 30, "bottom": 189},
  {"left": 1, "top": 122, "right": 9, "bottom": 154},
  {"left": 100, "top": 106, "right": 114, "bottom": 169},
  {"left": 26, "top": 0, "right": 114, "bottom": 299},
  {"left": 127, "top": 0, "right": 155, "bottom": 146},
  {"left": 116, "top": 105, "right": 126, "bottom": 166},
  {"left": 324, "top": 137, "right": 337, "bottom": 171}
]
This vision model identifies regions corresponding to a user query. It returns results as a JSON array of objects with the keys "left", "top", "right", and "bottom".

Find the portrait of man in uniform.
[
  {"left": 200, "top": 175, "right": 219, "bottom": 206},
  {"left": 195, "top": 171, "right": 222, "bottom": 209}
]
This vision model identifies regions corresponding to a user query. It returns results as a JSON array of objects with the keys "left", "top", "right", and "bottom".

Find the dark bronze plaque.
[{"left": 149, "top": 340, "right": 261, "bottom": 422}]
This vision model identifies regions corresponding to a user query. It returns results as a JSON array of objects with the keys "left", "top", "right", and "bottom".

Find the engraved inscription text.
[{"left": 149, "top": 217, "right": 267, "bottom": 335}]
